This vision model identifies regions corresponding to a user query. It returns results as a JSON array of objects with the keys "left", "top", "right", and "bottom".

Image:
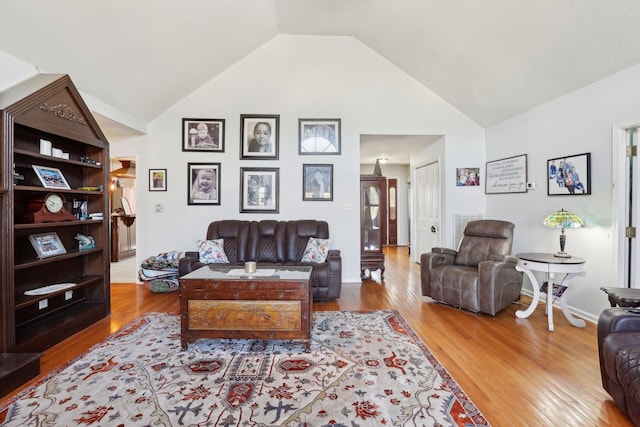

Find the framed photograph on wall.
[
  {"left": 303, "top": 164, "right": 333, "bottom": 201},
  {"left": 32, "top": 165, "right": 71, "bottom": 189},
  {"left": 188, "top": 163, "right": 221, "bottom": 205},
  {"left": 455, "top": 167, "right": 481, "bottom": 187},
  {"left": 240, "top": 114, "right": 279, "bottom": 159},
  {"left": 149, "top": 168, "right": 167, "bottom": 191},
  {"left": 28, "top": 232, "right": 67, "bottom": 259},
  {"left": 182, "top": 118, "right": 225, "bottom": 152},
  {"left": 547, "top": 152, "right": 591, "bottom": 195},
  {"left": 240, "top": 167, "right": 279, "bottom": 213},
  {"left": 485, "top": 154, "right": 528, "bottom": 194},
  {"left": 298, "top": 118, "right": 341, "bottom": 155}
]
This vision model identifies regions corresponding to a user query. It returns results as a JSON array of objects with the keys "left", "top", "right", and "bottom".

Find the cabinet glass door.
[{"left": 363, "top": 185, "right": 381, "bottom": 251}]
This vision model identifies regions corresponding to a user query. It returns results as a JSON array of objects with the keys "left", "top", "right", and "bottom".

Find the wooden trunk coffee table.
[{"left": 179, "top": 265, "right": 312, "bottom": 350}]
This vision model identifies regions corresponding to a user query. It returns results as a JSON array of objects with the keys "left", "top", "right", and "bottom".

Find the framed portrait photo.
[
  {"left": 298, "top": 118, "right": 341, "bottom": 155},
  {"left": 455, "top": 167, "right": 481, "bottom": 187},
  {"left": 149, "top": 168, "right": 167, "bottom": 191},
  {"left": 182, "top": 118, "right": 225, "bottom": 152},
  {"left": 188, "top": 163, "right": 221, "bottom": 205},
  {"left": 303, "top": 164, "right": 333, "bottom": 201},
  {"left": 547, "top": 152, "right": 591, "bottom": 196},
  {"left": 32, "top": 165, "right": 71, "bottom": 189},
  {"left": 240, "top": 167, "right": 279, "bottom": 213},
  {"left": 28, "top": 232, "right": 67, "bottom": 259},
  {"left": 240, "top": 114, "right": 279, "bottom": 159}
]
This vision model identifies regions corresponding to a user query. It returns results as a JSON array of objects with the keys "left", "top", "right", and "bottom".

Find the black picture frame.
[
  {"left": 188, "top": 163, "right": 221, "bottom": 205},
  {"left": 298, "top": 118, "right": 341, "bottom": 155},
  {"left": 240, "top": 114, "right": 279, "bottom": 159},
  {"left": 182, "top": 118, "right": 225, "bottom": 152},
  {"left": 240, "top": 167, "right": 279, "bottom": 213},
  {"left": 149, "top": 168, "right": 167, "bottom": 191},
  {"left": 303, "top": 164, "right": 333, "bottom": 201},
  {"left": 547, "top": 152, "right": 591, "bottom": 195}
]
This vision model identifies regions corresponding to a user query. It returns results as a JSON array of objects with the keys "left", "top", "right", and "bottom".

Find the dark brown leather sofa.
[
  {"left": 179, "top": 219, "right": 342, "bottom": 301},
  {"left": 598, "top": 308, "right": 640, "bottom": 426},
  {"left": 420, "top": 219, "right": 523, "bottom": 315}
]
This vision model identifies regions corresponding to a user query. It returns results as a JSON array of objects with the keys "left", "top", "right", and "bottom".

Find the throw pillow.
[
  {"left": 198, "top": 238, "right": 229, "bottom": 264},
  {"left": 301, "top": 237, "right": 331, "bottom": 263}
]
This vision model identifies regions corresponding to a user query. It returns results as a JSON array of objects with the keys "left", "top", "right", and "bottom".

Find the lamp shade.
[
  {"left": 543, "top": 208, "right": 584, "bottom": 257},
  {"left": 543, "top": 209, "right": 585, "bottom": 229}
]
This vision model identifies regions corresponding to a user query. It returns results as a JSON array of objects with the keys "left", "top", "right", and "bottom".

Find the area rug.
[{"left": 0, "top": 311, "right": 490, "bottom": 426}]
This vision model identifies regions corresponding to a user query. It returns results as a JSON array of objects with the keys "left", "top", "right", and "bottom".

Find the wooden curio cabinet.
[
  {"left": 360, "top": 175, "right": 386, "bottom": 280},
  {"left": 0, "top": 75, "right": 110, "bottom": 396}
]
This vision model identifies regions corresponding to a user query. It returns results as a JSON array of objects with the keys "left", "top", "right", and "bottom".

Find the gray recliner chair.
[{"left": 420, "top": 219, "right": 523, "bottom": 316}]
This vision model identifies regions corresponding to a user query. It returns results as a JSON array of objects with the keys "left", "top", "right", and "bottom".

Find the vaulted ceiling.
[{"left": 2, "top": 0, "right": 640, "bottom": 131}]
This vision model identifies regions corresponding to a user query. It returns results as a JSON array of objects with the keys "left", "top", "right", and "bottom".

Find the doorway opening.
[
  {"left": 359, "top": 134, "right": 442, "bottom": 265},
  {"left": 109, "top": 157, "right": 138, "bottom": 283}
]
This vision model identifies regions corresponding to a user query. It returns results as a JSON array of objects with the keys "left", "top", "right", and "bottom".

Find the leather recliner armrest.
[
  {"left": 598, "top": 308, "right": 640, "bottom": 394},
  {"left": 489, "top": 254, "right": 518, "bottom": 264},
  {"left": 326, "top": 250, "right": 342, "bottom": 300},
  {"left": 431, "top": 247, "right": 458, "bottom": 256},
  {"left": 179, "top": 251, "right": 201, "bottom": 277}
]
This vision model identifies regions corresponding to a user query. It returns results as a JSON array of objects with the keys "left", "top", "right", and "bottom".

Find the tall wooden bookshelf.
[{"left": 0, "top": 74, "right": 110, "bottom": 396}]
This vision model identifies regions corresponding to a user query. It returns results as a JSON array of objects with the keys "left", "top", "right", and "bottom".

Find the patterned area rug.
[{"left": 0, "top": 311, "right": 490, "bottom": 426}]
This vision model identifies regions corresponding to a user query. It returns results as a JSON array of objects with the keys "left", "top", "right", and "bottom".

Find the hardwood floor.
[{"left": 1, "top": 247, "right": 632, "bottom": 426}]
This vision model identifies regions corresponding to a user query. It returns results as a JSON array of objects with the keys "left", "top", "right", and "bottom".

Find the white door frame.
[{"left": 612, "top": 122, "right": 640, "bottom": 288}]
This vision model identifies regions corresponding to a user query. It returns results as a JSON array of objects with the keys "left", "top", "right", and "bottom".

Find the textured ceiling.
[{"left": 1, "top": 0, "right": 640, "bottom": 131}]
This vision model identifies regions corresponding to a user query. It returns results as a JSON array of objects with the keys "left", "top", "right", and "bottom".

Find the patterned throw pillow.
[
  {"left": 301, "top": 237, "right": 331, "bottom": 263},
  {"left": 198, "top": 239, "right": 229, "bottom": 264}
]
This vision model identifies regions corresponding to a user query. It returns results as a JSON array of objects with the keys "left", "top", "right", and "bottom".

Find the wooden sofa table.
[{"left": 179, "top": 265, "right": 312, "bottom": 350}]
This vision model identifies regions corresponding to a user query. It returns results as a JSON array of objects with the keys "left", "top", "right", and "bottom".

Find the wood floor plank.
[{"left": 1, "top": 246, "right": 633, "bottom": 426}]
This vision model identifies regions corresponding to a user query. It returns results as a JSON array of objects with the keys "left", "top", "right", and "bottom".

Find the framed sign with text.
[{"left": 485, "top": 154, "right": 528, "bottom": 194}]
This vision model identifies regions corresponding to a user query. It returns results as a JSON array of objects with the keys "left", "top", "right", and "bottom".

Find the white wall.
[
  {"left": 0, "top": 36, "right": 485, "bottom": 284},
  {"left": 0, "top": 50, "right": 37, "bottom": 92},
  {"left": 128, "top": 35, "right": 484, "bottom": 283},
  {"left": 486, "top": 63, "right": 640, "bottom": 322}
]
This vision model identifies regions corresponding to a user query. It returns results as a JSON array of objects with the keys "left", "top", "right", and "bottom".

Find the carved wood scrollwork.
[{"left": 39, "top": 102, "right": 88, "bottom": 126}]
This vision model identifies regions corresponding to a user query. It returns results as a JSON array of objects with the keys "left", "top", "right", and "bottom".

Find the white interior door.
[
  {"left": 614, "top": 125, "right": 640, "bottom": 288},
  {"left": 627, "top": 127, "right": 640, "bottom": 287},
  {"left": 415, "top": 161, "right": 440, "bottom": 262}
]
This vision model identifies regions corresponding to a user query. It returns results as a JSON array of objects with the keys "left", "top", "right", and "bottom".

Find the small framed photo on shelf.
[
  {"left": 547, "top": 152, "right": 591, "bottom": 195},
  {"left": 32, "top": 165, "right": 71, "bottom": 190},
  {"left": 182, "top": 118, "right": 225, "bottom": 152},
  {"left": 188, "top": 163, "right": 221, "bottom": 205},
  {"left": 240, "top": 114, "right": 279, "bottom": 159},
  {"left": 28, "top": 232, "right": 67, "bottom": 259},
  {"left": 240, "top": 167, "right": 279, "bottom": 213},
  {"left": 298, "top": 118, "right": 341, "bottom": 155},
  {"left": 149, "top": 168, "right": 167, "bottom": 191},
  {"left": 303, "top": 164, "right": 333, "bottom": 201}
]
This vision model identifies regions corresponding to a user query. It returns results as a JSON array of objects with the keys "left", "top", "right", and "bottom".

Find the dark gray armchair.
[{"left": 420, "top": 219, "right": 523, "bottom": 315}]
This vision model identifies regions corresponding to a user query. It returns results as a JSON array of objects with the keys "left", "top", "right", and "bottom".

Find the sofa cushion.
[
  {"left": 301, "top": 237, "right": 331, "bottom": 263},
  {"left": 286, "top": 220, "right": 330, "bottom": 262},
  {"left": 205, "top": 220, "right": 251, "bottom": 263},
  {"left": 248, "top": 220, "right": 283, "bottom": 263},
  {"left": 198, "top": 239, "right": 229, "bottom": 263}
]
